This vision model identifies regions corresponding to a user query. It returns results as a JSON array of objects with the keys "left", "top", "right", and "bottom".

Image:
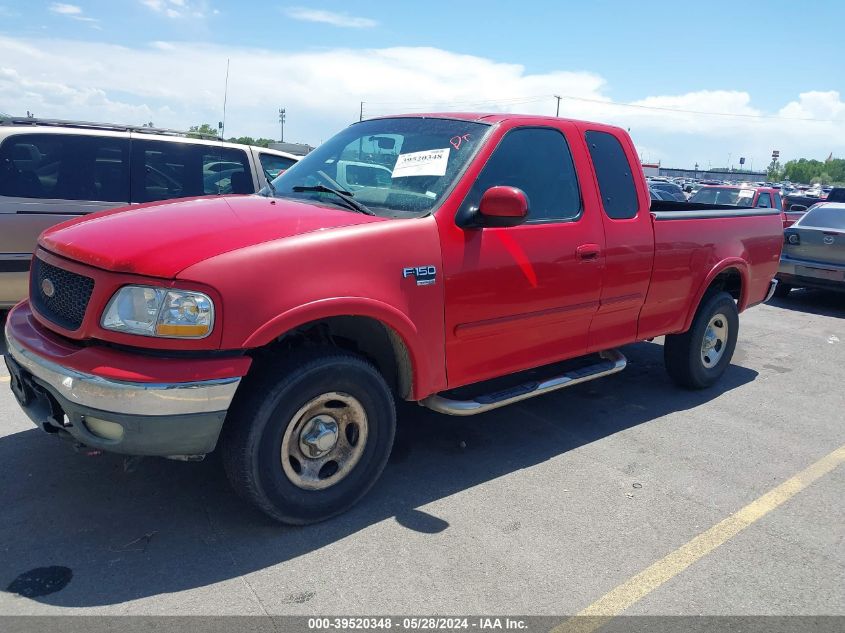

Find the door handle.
[{"left": 576, "top": 243, "right": 601, "bottom": 261}]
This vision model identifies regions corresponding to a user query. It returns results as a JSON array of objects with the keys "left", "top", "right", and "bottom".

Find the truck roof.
[{"left": 369, "top": 112, "right": 627, "bottom": 133}]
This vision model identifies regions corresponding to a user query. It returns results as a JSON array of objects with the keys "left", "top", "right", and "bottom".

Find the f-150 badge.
[{"left": 403, "top": 265, "right": 436, "bottom": 286}]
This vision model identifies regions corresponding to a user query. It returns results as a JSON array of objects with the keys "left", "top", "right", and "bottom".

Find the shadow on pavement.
[
  {"left": 767, "top": 288, "right": 845, "bottom": 318},
  {"left": 0, "top": 341, "right": 758, "bottom": 607}
]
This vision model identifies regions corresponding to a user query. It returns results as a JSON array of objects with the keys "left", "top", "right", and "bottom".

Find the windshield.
[
  {"left": 796, "top": 204, "right": 845, "bottom": 230},
  {"left": 689, "top": 187, "right": 755, "bottom": 206},
  {"left": 266, "top": 118, "right": 490, "bottom": 217}
]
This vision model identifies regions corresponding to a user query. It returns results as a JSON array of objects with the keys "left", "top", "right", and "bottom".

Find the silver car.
[
  {"left": 775, "top": 202, "right": 845, "bottom": 296},
  {"left": 0, "top": 118, "right": 299, "bottom": 308}
]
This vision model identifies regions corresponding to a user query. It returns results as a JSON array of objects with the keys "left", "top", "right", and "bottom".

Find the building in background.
[{"left": 269, "top": 141, "right": 314, "bottom": 156}]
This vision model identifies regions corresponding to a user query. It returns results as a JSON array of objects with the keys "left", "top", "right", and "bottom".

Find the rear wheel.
[
  {"left": 222, "top": 349, "right": 396, "bottom": 524},
  {"left": 664, "top": 291, "right": 739, "bottom": 389}
]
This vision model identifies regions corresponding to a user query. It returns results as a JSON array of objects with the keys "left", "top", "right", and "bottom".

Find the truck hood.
[{"left": 39, "top": 195, "right": 384, "bottom": 279}]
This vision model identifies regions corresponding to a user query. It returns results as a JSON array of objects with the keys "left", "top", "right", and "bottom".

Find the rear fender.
[{"left": 681, "top": 259, "right": 749, "bottom": 332}]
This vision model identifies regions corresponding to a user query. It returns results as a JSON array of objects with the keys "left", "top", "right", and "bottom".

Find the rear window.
[
  {"left": 131, "top": 140, "right": 251, "bottom": 203},
  {"left": 797, "top": 205, "right": 845, "bottom": 229},
  {"left": 585, "top": 130, "right": 638, "bottom": 219},
  {"left": 0, "top": 133, "right": 129, "bottom": 202},
  {"left": 689, "top": 187, "right": 755, "bottom": 206}
]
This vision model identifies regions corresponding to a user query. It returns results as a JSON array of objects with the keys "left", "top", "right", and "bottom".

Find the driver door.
[{"left": 439, "top": 123, "right": 605, "bottom": 388}]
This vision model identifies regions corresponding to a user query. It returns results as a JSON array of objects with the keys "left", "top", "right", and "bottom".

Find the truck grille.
[{"left": 30, "top": 257, "right": 94, "bottom": 331}]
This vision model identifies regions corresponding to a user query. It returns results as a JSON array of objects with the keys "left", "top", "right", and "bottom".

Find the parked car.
[
  {"left": 782, "top": 193, "right": 829, "bottom": 227},
  {"left": 825, "top": 187, "right": 845, "bottom": 203},
  {"left": 775, "top": 202, "right": 845, "bottom": 296},
  {"left": 0, "top": 118, "right": 299, "bottom": 308},
  {"left": 689, "top": 185, "right": 782, "bottom": 210},
  {"left": 4, "top": 113, "right": 783, "bottom": 524},
  {"left": 648, "top": 180, "right": 687, "bottom": 201}
]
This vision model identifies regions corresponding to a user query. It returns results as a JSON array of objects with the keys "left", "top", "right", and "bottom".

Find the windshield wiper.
[{"left": 291, "top": 184, "right": 375, "bottom": 216}]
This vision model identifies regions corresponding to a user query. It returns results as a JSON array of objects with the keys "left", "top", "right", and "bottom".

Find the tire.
[
  {"left": 221, "top": 348, "right": 396, "bottom": 524},
  {"left": 772, "top": 282, "right": 792, "bottom": 298},
  {"left": 664, "top": 291, "right": 739, "bottom": 390}
]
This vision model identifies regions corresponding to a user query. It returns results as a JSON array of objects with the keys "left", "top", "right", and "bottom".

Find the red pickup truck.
[{"left": 4, "top": 113, "right": 783, "bottom": 524}]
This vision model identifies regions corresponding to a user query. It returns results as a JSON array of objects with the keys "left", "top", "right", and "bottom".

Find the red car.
[
  {"left": 689, "top": 184, "right": 783, "bottom": 210},
  {"left": 5, "top": 113, "right": 783, "bottom": 523}
]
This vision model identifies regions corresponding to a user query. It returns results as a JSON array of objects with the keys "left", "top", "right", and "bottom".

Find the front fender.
[{"left": 241, "top": 296, "right": 441, "bottom": 400}]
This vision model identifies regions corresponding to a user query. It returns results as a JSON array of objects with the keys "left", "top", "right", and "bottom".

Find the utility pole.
[
  {"left": 359, "top": 102, "right": 364, "bottom": 122},
  {"left": 554, "top": 95, "right": 561, "bottom": 117},
  {"left": 278, "top": 108, "right": 286, "bottom": 143}
]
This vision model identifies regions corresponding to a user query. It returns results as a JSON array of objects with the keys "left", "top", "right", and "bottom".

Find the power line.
[
  {"left": 360, "top": 93, "right": 842, "bottom": 124},
  {"left": 556, "top": 94, "right": 840, "bottom": 123}
]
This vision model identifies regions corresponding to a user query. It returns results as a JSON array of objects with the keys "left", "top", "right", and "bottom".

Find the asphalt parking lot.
[{"left": 0, "top": 291, "right": 843, "bottom": 620}]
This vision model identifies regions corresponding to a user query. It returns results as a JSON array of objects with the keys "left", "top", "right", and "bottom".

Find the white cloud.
[
  {"left": 0, "top": 35, "right": 842, "bottom": 167},
  {"left": 49, "top": 3, "right": 81, "bottom": 15},
  {"left": 140, "top": 0, "right": 211, "bottom": 19},
  {"left": 49, "top": 2, "right": 101, "bottom": 28},
  {"left": 284, "top": 7, "right": 377, "bottom": 28}
]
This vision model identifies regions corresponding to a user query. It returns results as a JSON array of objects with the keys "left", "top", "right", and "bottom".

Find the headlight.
[{"left": 101, "top": 286, "right": 214, "bottom": 339}]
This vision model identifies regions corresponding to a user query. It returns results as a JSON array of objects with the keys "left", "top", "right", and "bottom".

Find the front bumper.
[{"left": 4, "top": 305, "right": 244, "bottom": 457}]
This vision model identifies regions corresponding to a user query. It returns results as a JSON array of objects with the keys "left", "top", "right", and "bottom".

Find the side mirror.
[{"left": 475, "top": 186, "right": 529, "bottom": 227}]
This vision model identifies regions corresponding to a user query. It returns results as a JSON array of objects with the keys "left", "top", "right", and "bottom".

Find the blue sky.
[{"left": 1, "top": 0, "right": 844, "bottom": 167}]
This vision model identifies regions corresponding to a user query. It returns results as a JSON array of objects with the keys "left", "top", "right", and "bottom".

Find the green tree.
[
  {"left": 187, "top": 123, "right": 219, "bottom": 139},
  {"left": 767, "top": 161, "right": 783, "bottom": 181},
  {"left": 227, "top": 136, "right": 274, "bottom": 148}
]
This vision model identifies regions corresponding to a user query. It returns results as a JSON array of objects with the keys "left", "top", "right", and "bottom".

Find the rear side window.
[
  {"left": 0, "top": 133, "right": 129, "bottom": 202},
  {"left": 585, "top": 130, "right": 639, "bottom": 219},
  {"left": 773, "top": 192, "right": 782, "bottom": 210},
  {"left": 259, "top": 153, "right": 296, "bottom": 179},
  {"left": 131, "top": 140, "right": 252, "bottom": 203},
  {"left": 756, "top": 192, "right": 772, "bottom": 208},
  {"left": 460, "top": 127, "right": 581, "bottom": 223}
]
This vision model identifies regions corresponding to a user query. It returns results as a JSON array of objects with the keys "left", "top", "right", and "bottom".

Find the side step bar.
[{"left": 420, "top": 349, "right": 627, "bottom": 416}]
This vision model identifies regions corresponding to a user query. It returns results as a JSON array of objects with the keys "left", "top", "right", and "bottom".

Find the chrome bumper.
[
  {"left": 5, "top": 325, "right": 241, "bottom": 417},
  {"left": 764, "top": 278, "right": 778, "bottom": 302}
]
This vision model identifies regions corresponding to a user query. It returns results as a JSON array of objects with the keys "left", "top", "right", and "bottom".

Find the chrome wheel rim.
[
  {"left": 701, "top": 313, "right": 729, "bottom": 369},
  {"left": 281, "top": 392, "right": 369, "bottom": 490}
]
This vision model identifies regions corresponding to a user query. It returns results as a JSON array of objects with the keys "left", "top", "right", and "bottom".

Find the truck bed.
[{"left": 649, "top": 199, "right": 780, "bottom": 218}]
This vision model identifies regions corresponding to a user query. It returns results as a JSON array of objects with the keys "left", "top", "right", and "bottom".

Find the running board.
[{"left": 421, "top": 349, "right": 627, "bottom": 416}]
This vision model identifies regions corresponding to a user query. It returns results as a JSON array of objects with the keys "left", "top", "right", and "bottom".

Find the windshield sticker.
[
  {"left": 392, "top": 148, "right": 451, "bottom": 178},
  {"left": 450, "top": 134, "right": 472, "bottom": 150},
  {"left": 739, "top": 189, "right": 755, "bottom": 198}
]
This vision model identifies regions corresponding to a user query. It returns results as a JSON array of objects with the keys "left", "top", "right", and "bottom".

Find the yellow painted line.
[
  {"left": 552, "top": 443, "right": 845, "bottom": 633},
  {"left": 0, "top": 375, "right": 9, "bottom": 382}
]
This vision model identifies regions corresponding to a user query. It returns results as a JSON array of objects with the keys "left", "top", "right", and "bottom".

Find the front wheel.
[
  {"left": 664, "top": 291, "right": 739, "bottom": 389},
  {"left": 222, "top": 349, "right": 396, "bottom": 524}
]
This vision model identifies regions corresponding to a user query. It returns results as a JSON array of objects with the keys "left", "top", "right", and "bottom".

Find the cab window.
[
  {"left": 585, "top": 130, "right": 639, "bottom": 220},
  {"left": 459, "top": 127, "right": 581, "bottom": 223},
  {"left": 756, "top": 192, "right": 772, "bottom": 208}
]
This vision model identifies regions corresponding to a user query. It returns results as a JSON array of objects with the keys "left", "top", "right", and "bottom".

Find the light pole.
[{"left": 278, "top": 108, "right": 286, "bottom": 143}]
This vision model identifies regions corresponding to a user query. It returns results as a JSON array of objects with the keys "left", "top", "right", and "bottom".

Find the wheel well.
[
  {"left": 707, "top": 268, "right": 743, "bottom": 302},
  {"left": 250, "top": 316, "right": 413, "bottom": 399}
]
